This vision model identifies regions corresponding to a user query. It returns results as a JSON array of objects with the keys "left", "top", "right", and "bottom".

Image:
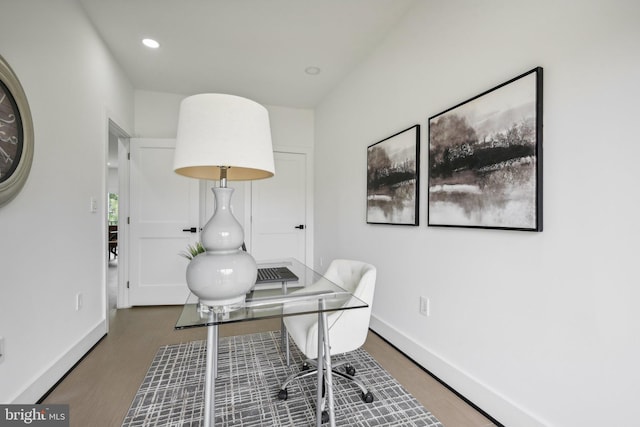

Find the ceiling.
[{"left": 79, "top": 0, "right": 416, "bottom": 108}]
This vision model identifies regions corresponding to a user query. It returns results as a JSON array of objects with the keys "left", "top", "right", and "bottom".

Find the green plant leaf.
[{"left": 179, "top": 242, "right": 205, "bottom": 260}]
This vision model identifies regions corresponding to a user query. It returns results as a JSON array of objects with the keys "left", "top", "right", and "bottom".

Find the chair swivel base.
[{"left": 277, "top": 359, "right": 375, "bottom": 422}]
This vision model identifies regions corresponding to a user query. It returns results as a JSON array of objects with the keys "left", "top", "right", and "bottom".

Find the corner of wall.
[
  {"left": 369, "top": 315, "right": 548, "bottom": 427},
  {"left": 12, "top": 320, "right": 107, "bottom": 403}
]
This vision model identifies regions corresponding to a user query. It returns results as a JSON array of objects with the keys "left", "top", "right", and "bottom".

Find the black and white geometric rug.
[{"left": 122, "top": 331, "right": 443, "bottom": 426}]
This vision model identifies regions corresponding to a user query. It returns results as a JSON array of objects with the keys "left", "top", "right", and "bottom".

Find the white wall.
[
  {"left": 0, "top": 0, "right": 133, "bottom": 402},
  {"left": 134, "top": 90, "right": 314, "bottom": 253},
  {"left": 314, "top": 0, "right": 640, "bottom": 425},
  {"left": 134, "top": 90, "right": 314, "bottom": 147}
]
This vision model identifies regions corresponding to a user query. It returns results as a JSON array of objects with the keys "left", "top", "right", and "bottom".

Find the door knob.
[
  {"left": 182, "top": 227, "right": 197, "bottom": 233},
  {"left": 294, "top": 224, "right": 305, "bottom": 230}
]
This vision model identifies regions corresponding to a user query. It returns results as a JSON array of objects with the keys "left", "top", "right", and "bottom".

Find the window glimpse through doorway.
[{"left": 108, "top": 193, "right": 119, "bottom": 225}]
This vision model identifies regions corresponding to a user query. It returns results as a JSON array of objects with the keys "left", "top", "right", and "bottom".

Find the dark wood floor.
[{"left": 42, "top": 306, "right": 496, "bottom": 427}]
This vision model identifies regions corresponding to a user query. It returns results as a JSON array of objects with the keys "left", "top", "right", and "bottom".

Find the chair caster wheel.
[
  {"left": 302, "top": 362, "right": 310, "bottom": 371},
  {"left": 345, "top": 365, "right": 356, "bottom": 376},
  {"left": 321, "top": 410, "right": 330, "bottom": 423},
  {"left": 278, "top": 389, "right": 288, "bottom": 400},
  {"left": 362, "top": 391, "right": 374, "bottom": 403}
]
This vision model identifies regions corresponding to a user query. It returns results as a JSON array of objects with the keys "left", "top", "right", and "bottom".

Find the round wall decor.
[{"left": 0, "top": 54, "right": 34, "bottom": 207}]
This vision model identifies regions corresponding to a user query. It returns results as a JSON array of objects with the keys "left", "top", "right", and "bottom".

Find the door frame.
[
  {"left": 116, "top": 130, "right": 130, "bottom": 309},
  {"left": 247, "top": 144, "right": 314, "bottom": 266},
  {"left": 105, "top": 119, "right": 131, "bottom": 315}
]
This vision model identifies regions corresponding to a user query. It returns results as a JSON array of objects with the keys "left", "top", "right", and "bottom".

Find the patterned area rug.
[{"left": 122, "top": 331, "right": 443, "bottom": 426}]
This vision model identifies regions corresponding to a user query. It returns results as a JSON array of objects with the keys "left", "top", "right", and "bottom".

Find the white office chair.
[{"left": 277, "top": 259, "right": 377, "bottom": 419}]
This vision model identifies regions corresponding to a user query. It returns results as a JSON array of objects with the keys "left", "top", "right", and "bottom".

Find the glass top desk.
[{"left": 176, "top": 258, "right": 368, "bottom": 427}]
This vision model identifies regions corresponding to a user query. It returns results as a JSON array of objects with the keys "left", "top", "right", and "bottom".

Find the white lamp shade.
[{"left": 174, "top": 94, "right": 275, "bottom": 180}]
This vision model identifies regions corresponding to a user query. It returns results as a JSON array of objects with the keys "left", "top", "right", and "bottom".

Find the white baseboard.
[
  {"left": 369, "top": 314, "right": 548, "bottom": 427},
  {"left": 12, "top": 319, "right": 107, "bottom": 403}
]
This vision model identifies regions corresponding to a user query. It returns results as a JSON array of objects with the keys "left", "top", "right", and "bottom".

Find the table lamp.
[{"left": 174, "top": 94, "right": 275, "bottom": 307}]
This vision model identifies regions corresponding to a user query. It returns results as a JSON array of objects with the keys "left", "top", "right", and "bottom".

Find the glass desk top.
[{"left": 176, "top": 258, "right": 368, "bottom": 329}]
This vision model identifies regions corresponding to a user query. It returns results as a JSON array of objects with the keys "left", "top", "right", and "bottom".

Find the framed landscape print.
[
  {"left": 428, "top": 67, "right": 543, "bottom": 231},
  {"left": 367, "top": 125, "right": 420, "bottom": 225}
]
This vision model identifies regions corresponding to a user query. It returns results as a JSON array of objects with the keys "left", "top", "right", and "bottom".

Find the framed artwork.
[
  {"left": 367, "top": 124, "right": 420, "bottom": 225},
  {"left": 428, "top": 67, "right": 543, "bottom": 231},
  {"left": 0, "top": 54, "right": 34, "bottom": 207}
]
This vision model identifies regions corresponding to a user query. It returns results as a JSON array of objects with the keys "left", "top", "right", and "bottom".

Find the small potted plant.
[{"left": 180, "top": 242, "right": 205, "bottom": 260}]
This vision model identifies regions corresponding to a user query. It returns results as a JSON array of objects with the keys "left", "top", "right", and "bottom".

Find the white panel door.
[
  {"left": 129, "top": 138, "right": 199, "bottom": 305},
  {"left": 251, "top": 151, "right": 306, "bottom": 261}
]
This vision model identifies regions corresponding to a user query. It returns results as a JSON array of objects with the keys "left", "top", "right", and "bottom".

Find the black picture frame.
[
  {"left": 367, "top": 125, "right": 420, "bottom": 226},
  {"left": 0, "top": 54, "right": 34, "bottom": 207},
  {"left": 428, "top": 67, "right": 543, "bottom": 231}
]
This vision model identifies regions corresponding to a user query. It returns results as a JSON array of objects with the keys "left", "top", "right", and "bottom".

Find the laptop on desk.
[
  {"left": 253, "top": 266, "right": 300, "bottom": 291},
  {"left": 256, "top": 266, "right": 299, "bottom": 284},
  {"left": 253, "top": 266, "right": 301, "bottom": 291}
]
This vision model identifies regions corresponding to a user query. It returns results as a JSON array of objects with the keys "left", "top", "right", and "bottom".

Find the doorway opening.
[
  {"left": 107, "top": 191, "right": 118, "bottom": 307},
  {"left": 106, "top": 120, "right": 130, "bottom": 313}
]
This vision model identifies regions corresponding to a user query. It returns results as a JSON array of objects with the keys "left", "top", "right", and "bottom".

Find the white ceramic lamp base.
[
  {"left": 186, "top": 250, "right": 256, "bottom": 306},
  {"left": 185, "top": 187, "right": 257, "bottom": 307}
]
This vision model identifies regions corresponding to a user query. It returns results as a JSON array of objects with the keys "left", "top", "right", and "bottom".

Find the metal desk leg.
[
  {"left": 215, "top": 329, "right": 219, "bottom": 378},
  {"left": 204, "top": 324, "right": 218, "bottom": 427},
  {"left": 316, "top": 308, "right": 324, "bottom": 427},
  {"left": 320, "top": 300, "right": 336, "bottom": 427},
  {"left": 281, "top": 281, "right": 290, "bottom": 366},
  {"left": 285, "top": 325, "right": 290, "bottom": 366}
]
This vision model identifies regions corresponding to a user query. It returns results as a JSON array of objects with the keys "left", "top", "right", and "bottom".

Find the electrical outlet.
[
  {"left": 76, "top": 293, "right": 83, "bottom": 311},
  {"left": 0, "top": 336, "right": 5, "bottom": 363},
  {"left": 419, "top": 296, "right": 430, "bottom": 317}
]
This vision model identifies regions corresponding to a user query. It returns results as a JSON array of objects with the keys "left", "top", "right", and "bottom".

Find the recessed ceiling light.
[
  {"left": 142, "top": 38, "right": 160, "bottom": 49},
  {"left": 305, "top": 66, "right": 321, "bottom": 75}
]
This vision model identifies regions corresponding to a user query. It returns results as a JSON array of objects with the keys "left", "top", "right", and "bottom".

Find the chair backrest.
[
  {"left": 286, "top": 259, "right": 376, "bottom": 359},
  {"left": 323, "top": 259, "right": 376, "bottom": 307}
]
